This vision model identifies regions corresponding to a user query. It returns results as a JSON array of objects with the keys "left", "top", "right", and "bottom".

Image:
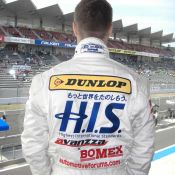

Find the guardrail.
[
  {"left": 150, "top": 83, "right": 175, "bottom": 94},
  {"left": 0, "top": 143, "right": 22, "bottom": 163},
  {"left": 0, "top": 97, "right": 28, "bottom": 105},
  {"left": 0, "top": 84, "right": 174, "bottom": 105},
  {"left": 157, "top": 109, "right": 175, "bottom": 120}
]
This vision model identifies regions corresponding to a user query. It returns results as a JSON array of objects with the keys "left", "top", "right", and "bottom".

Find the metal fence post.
[
  {"left": 12, "top": 145, "right": 15, "bottom": 160},
  {"left": 0, "top": 145, "right": 2, "bottom": 162}
]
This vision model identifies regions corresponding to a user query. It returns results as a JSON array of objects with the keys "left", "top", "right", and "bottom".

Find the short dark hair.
[{"left": 74, "top": 0, "right": 113, "bottom": 39}]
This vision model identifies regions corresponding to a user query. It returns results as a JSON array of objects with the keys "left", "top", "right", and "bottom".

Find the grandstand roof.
[
  {"left": 112, "top": 20, "right": 123, "bottom": 33},
  {"left": 0, "top": 0, "right": 5, "bottom": 5},
  {"left": 37, "top": 4, "right": 63, "bottom": 19},
  {"left": 0, "top": 0, "right": 13, "bottom": 16},
  {"left": 151, "top": 30, "right": 163, "bottom": 39},
  {"left": 0, "top": 0, "right": 174, "bottom": 44},
  {"left": 5, "top": 0, "right": 37, "bottom": 17},
  {"left": 64, "top": 12, "right": 74, "bottom": 26},
  {"left": 138, "top": 27, "right": 151, "bottom": 37},
  {"left": 0, "top": 0, "right": 63, "bottom": 20},
  {"left": 123, "top": 24, "right": 138, "bottom": 35},
  {"left": 161, "top": 33, "right": 174, "bottom": 43}
]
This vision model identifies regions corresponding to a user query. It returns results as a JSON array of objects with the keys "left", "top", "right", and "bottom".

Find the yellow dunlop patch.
[{"left": 49, "top": 74, "right": 131, "bottom": 94}]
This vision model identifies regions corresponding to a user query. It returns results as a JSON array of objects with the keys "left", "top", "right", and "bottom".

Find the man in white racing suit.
[{"left": 21, "top": 0, "right": 155, "bottom": 175}]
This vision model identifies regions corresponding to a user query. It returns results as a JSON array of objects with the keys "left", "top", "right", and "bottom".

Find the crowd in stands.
[
  {"left": 0, "top": 28, "right": 5, "bottom": 35},
  {"left": 0, "top": 25, "right": 174, "bottom": 57},
  {"left": 110, "top": 53, "right": 175, "bottom": 85},
  {"left": 0, "top": 46, "right": 174, "bottom": 86},
  {"left": 111, "top": 55, "right": 175, "bottom": 72},
  {"left": 17, "top": 27, "right": 37, "bottom": 39},
  {"left": 1, "top": 25, "right": 76, "bottom": 43},
  {"left": 0, "top": 25, "right": 175, "bottom": 88},
  {"left": 3, "top": 26, "right": 20, "bottom": 37}
]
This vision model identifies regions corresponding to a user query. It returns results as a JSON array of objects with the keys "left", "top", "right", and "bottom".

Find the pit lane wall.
[
  {"left": 1, "top": 35, "right": 160, "bottom": 58},
  {"left": 1, "top": 88, "right": 175, "bottom": 105},
  {"left": 0, "top": 97, "right": 27, "bottom": 105},
  {"left": 0, "top": 160, "right": 32, "bottom": 175}
]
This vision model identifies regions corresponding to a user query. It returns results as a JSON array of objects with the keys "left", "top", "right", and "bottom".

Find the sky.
[{"left": 5, "top": 0, "right": 175, "bottom": 45}]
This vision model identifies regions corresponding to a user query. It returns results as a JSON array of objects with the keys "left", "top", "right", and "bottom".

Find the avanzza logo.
[
  {"left": 55, "top": 138, "right": 107, "bottom": 147},
  {"left": 49, "top": 74, "right": 131, "bottom": 94}
]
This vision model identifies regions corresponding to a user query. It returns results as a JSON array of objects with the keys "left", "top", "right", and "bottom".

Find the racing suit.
[{"left": 21, "top": 37, "right": 155, "bottom": 175}]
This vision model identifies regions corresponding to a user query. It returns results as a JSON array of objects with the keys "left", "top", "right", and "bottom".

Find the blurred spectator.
[
  {"left": 153, "top": 110, "right": 158, "bottom": 126},
  {"left": 167, "top": 108, "right": 173, "bottom": 118},
  {"left": 1, "top": 112, "right": 7, "bottom": 122}
]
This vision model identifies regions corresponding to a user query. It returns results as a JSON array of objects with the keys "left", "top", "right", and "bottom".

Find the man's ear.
[
  {"left": 108, "top": 24, "right": 113, "bottom": 37},
  {"left": 72, "top": 22, "right": 78, "bottom": 37}
]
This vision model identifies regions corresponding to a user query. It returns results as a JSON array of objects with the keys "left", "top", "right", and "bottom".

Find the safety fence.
[{"left": 0, "top": 144, "right": 22, "bottom": 163}]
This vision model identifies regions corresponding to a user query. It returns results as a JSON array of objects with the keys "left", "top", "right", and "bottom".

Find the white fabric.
[{"left": 21, "top": 37, "right": 155, "bottom": 175}]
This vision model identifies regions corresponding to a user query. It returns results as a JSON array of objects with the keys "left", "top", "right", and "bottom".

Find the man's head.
[{"left": 73, "top": 0, "right": 113, "bottom": 43}]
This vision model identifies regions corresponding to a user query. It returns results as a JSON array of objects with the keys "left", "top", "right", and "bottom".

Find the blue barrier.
[{"left": 0, "top": 119, "right": 9, "bottom": 131}]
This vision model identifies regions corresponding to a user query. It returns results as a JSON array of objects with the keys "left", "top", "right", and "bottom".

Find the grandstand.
[{"left": 0, "top": 0, "right": 175, "bottom": 174}]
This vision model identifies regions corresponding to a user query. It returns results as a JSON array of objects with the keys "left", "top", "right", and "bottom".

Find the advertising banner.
[
  {"left": 12, "top": 65, "right": 31, "bottom": 72},
  {"left": 136, "top": 51, "right": 159, "bottom": 58},
  {"left": 109, "top": 48, "right": 159, "bottom": 58},
  {"left": 109, "top": 48, "right": 137, "bottom": 55},
  {"left": 1, "top": 35, "right": 160, "bottom": 58},
  {"left": 4, "top": 36, "right": 33, "bottom": 44},
  {"left": 35, "top": 39, "right": 76, "bottom": 48}
]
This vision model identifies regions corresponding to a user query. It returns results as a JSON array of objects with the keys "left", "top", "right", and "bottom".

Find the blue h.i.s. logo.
[{"left": 55, "top": 101, "right": 125, "bottom": 134}]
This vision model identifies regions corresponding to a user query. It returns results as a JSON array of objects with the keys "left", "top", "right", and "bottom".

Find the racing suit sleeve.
[
  {"left": 21, "top": 74, "right": 51, "bottom": 175},
  {"left": 126, "top": 82, "right": 155, "bottom": 175}
]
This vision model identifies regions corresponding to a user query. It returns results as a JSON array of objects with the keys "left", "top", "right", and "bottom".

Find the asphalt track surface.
[
  {"left": 0, "top": 117, "right": 175, "bottom": 175},
  {"left": 149, "top": 127, "right": 175, "bottom": 175},
  {"left": 155, "top": 126, "right": 175, "bottom": 151}
]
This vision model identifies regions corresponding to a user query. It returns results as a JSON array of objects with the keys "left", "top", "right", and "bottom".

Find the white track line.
[{"left": 156, "top": 125, "right": 175, "bottom": 133}]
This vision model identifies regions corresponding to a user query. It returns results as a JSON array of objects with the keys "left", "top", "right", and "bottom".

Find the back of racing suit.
[{"left": 21, "top": 37, "right": 155, "bottom": 175}]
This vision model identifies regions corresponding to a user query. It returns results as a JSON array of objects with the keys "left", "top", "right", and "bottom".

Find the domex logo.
[
  {"left": 55, "top": 101, "right": 125, "bottom": 134},
  {"left": 49, "top": 74, "right": 131, "bottom": 94},
  {"left": 80, "top": 43, "right": 105, "bottom": 54},
  {"left": 80, "top": 145, "right": 123, "bottom": 162}
]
